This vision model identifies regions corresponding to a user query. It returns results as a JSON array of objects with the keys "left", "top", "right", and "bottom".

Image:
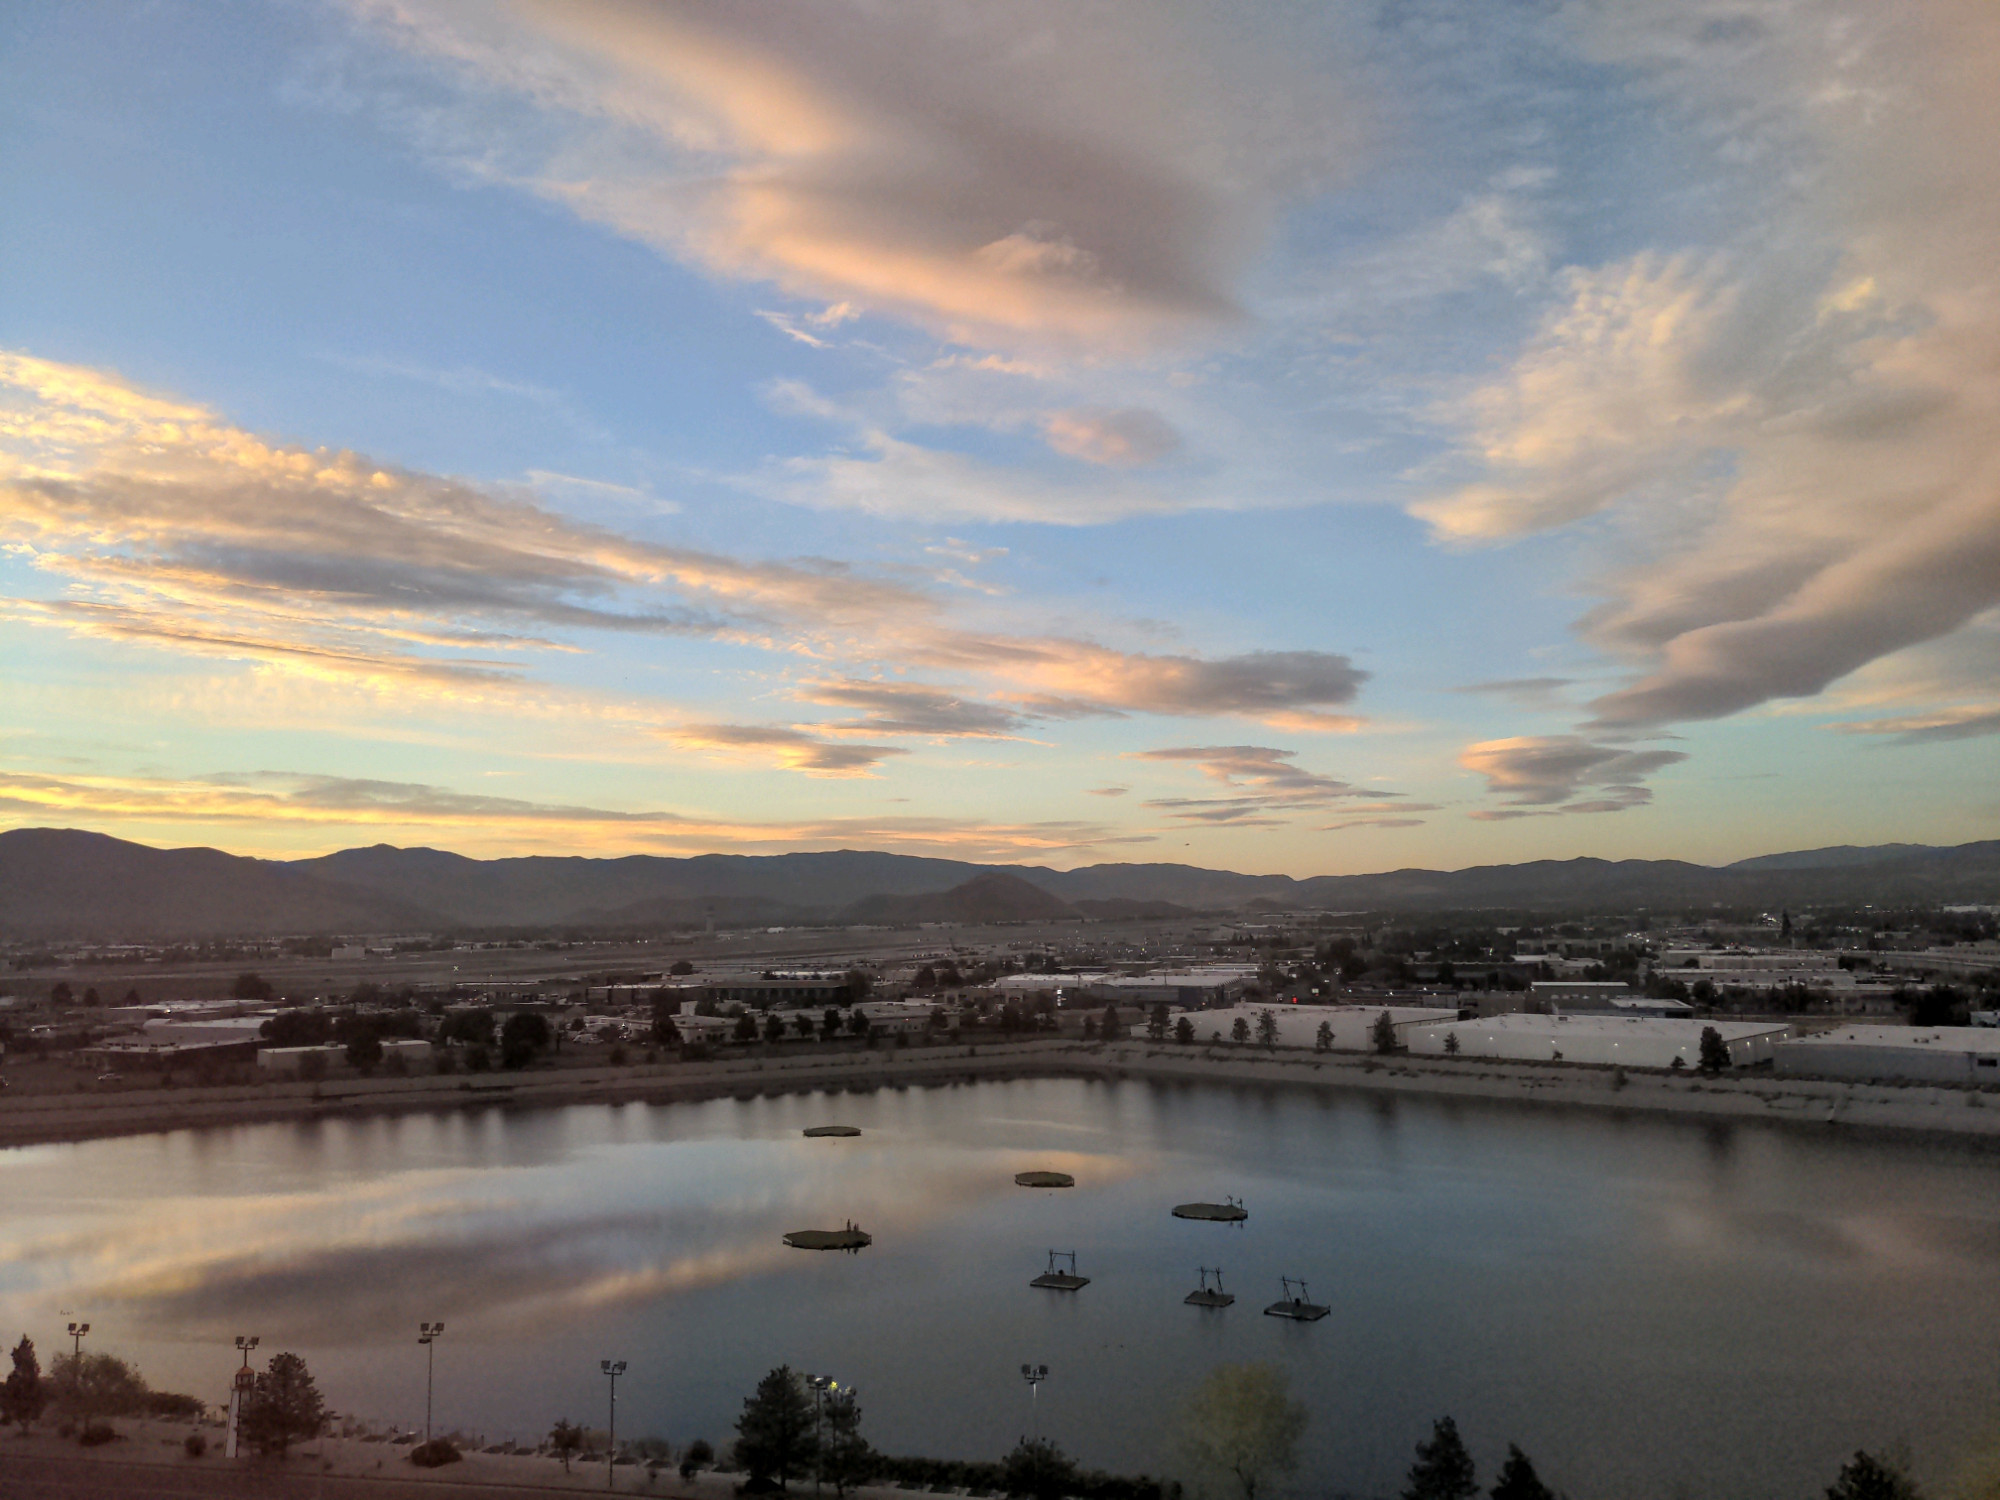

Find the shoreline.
[{"left": 5, "top": 1035, "right": 2000, "bottom": 1150}]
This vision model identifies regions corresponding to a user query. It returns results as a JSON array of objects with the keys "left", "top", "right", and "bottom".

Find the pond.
[{"left": 4, "top": 1076, "right": 1998, "bottom": 1497}]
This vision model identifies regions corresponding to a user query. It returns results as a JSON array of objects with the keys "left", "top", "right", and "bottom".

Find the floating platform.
[
  {"left": 1030, "top": 1271, "right": 1091, "bottom": 1291},
  {"left": 783, "top": 1227, "right": 872, "bottom": 1251},
  {"left": 802, "top": 1125, "right": 862, "bottom": 1137},
  {"left": 1014, "top": 1171, "right": 1075, "bottom": 1188},
  {"left": 1263, "top": 1298, "right": 1329, "bottom": 1321},
  {"left": 1185, "top": 1288, "right": 1235, "bottom": 1307},
  {"left": 1172, "top": 1201, "right": 1248, "bottom": 1222}
]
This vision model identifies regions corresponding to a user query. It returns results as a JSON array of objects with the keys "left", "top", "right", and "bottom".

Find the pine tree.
[
  {"left": 1231, "top": 1016, "right": 1251, "bottom": 1044},
  {"left": 1148, "top": 1004, "right": 1170, "bottom": 1041},
  {"left": 1, "top": 1335, "right": 47, "bottom": 1432},
  {"left": 1315, "top": 1020, "right": 1333, "bottom": 1052},
  {"left": 1255, "top": 1009, "right": 1279, "bottom": 1048},
  {"left": 734, "top": 1366, "right": 817, "bottom": 1491},
  {"left": 1825, "top": 1450, "right": 1922, "bottom": 1500},
  {"left": 1489, "top": 1444, "right": 1554, "bottom": 1500},
  {"left": 1174, "top": 1015, "right": 1196, "bottom": 1044},
  {"left": 1403, "top": 1416, "right": 1477, "bottom": 1500},
  {"left": 819, "top": 1389, "right": 875, "bottom": 1497},
  {"left": 1101, "top": 1003, "right": 1122, "bottom": 1040},
  {"left": 1698, "top": 1025, "right": 1731, "bottom": 1073},
  {"left": 1373, "top": 1010, "right": 1399, "bottom": 1055},
  {"left": 241, "top": 1352, "right": 324, "bottom": 1458}
]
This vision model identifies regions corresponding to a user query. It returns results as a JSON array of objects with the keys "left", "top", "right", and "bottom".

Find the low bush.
[
  {"left": 77, "top": 1423, "right": 117, "bottom": 1447},
  {"left": 185, "top": 1432, "right": 207, "bottom": 1458},
  {"left": 409, "top": 1438, "right": 463, "bottom": 1468}
]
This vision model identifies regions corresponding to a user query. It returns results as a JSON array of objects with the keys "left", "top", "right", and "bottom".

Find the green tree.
[
  {"left": 819, "top": 1388, "right": 875, "bottom": 1497},
  {"left": 1148, "top": 1004, "right": 1170, "bottom": 1041},
  {"left": 1, "top": 1335, "right": 47, "bottom": 1432},
  {"left": 1489, "top": 1445, "right": 1554, "bottom": 1500},
  {"left": 1404, "top": 1416, "right": 1477, "bottom": 1500},
  {"left": 240, "top": 1351, "right": 324, "bottom": 1458},
  {"left": 669, "top": 959, "right": 695, "bottom": 976},
  {"left": 500, "top": 1010, "right": 552, "bottom": 1069},
  {"left": 794, "top": 1013, "right": 816, "bottom": 1039},
  {"left": 1373, "top": 1010, "right": 1399, "bottom": 1055},
  {"left": 1001, "top": 1437, "right": 1078, "bottom": 1500},
  {"left": 821, "top": 1007, "right": 844, "bottom": 1041},
  {"left": 1825, "top": 1450, "right": 1923, "bottom": 1500},
  {"left": 1255, "top": 1009, "right": 1279, "bottom": 1049},
  {"left": 734, "top": 1012, "right": 759, "bottom": 1042},
  {"left": 1100, "top": 1003, "right": 1122, "bottom": 1041},
  {"left": 651, "top": 1001, "right": 682, "bottom": 1049},
  {"left": 439, "top": 1008, "right": 495, "bottom": 1046},
  {"left": 344, "top": 1031, "right": 384, "bottom": 1073},
  {"left": 1174, "top": 1015, "right": 1197, "bottom": 1044},
  {"left": 734, "top": 1366, "right": 817, "bottom": 1492},
  {"left": 49, "top": 1351, "right": 149, "bottom": 1422},
  {"left": 847, "top": 1010, "right": 871, "bottom": 1038},
  {"left": 1698, "top": 1025, "right": 1731, "bottom": 1074},
  {"left": 1174, "top": 1361, "right": 1307, "bottom": 1500},
  {"left": 1444, "top": 1031, "right": 1461, "bottom": 1056},
  {"left": 1231, "top": 1016, "right": 1251, "bottom": 1044},
  {"left": 82, "top": 986, "right": 102, "bottom": 1008},
  {"left": 843, "top": 969, "right": 872, "bottom": 1002},
  {"left": 50, "top": 980, "right": 73, "bottom": 1007},
  {"left": 262, "top": 1009, "right": 331, "bottom": 1047},
  {"left": 1314, "top": 1020, "right": 1333, "bottom": 1053},
  {"left": 232, "top": 972, "right": 273, "bottom": 1001},
  {"left": 121, "top": 988, "right": 142, "bottom": 1007},
  {"left": 548, "top": 1418, "right": 584, "bottom": 1473},
  {"left": 914, "top": 965, "right": 937, "bottom": 990},
  {"left": 764, "top": 1012, "right": 788, "bottom": 1043}
]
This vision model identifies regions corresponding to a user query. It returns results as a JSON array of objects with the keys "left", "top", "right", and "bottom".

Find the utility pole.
[
  {"left": 417, "top": 1323, "right": 444, "bottom": 1446},
  {"left": 601, "top": 1360, "right": 626, "bottom": 1490}
]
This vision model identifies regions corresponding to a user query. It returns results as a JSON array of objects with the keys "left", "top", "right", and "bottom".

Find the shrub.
[
  {"left": 608, "top": 1044, "right": 628, "bottom": 1066},
  {"left": 409, "top": 1438, "right": 462, "bottom": 1467},
  {"left": 78, "top": 1422, "right": 117, "bottom": 1447},
  {"left": 185, "top": 1432, "right": 208, "bottom": 1458}
]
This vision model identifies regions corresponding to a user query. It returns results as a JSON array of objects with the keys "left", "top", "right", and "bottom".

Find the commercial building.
[
  {"left": 1404, "top": 1014, "right": 1791, "bottom": 1069},
  {"left": 1773, "top": 1025, "right": 2000, "bottom": 1085}
]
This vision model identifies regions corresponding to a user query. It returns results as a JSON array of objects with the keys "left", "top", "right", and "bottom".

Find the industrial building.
[
  {"left": 1773, "top": 1025, "right": 2000, "bottom": 1085},
  {"left": 1404, "top": 1014, "right": 1791, "bottom": 1069}
]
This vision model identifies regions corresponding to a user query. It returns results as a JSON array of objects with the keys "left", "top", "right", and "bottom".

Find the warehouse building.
[
  {"left": 1405, "top": 1014, "right": 1791, "bottom": 1069},
  {"left": 1773, "top": 1025, "right": 2000, "bottom": 1085}
]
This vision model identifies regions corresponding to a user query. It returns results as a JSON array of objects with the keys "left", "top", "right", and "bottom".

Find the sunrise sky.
[{"left": 3, "top": 0, "right": 1997, "bottom": 873}]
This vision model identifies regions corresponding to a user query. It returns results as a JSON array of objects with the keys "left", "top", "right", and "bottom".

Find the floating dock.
[
  {"left": 802, "top": 1125, "right": 862, "bottom": 1137},
  {"left": 783, "top": 1224, "right": 872, "bottom": 1251},
  {"left": 1030, "top": 1249, "right": 1089, "bottom": 1291},
  {"left": 1185, "top": 1266, "right": 1234, "bottom": 1308},
  {"left": 1263, "top": 1277, "right": 1328, "bottom": 1321},
  {"left": 1014, "top": 1171, "right": 1075, "bottom": 1188},
  {"left": 1172, "top": 1199, "right": 1248, "bottom": 1222}
]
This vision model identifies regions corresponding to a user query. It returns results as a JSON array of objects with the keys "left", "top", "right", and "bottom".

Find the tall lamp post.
[
  {"left": 805, "top": 1374, "right": 837, "bottom": 1496},
  {"left": 228, "top": 1336, "right": 258, "bottom": 1460},
  {"left": 67, "top": 1322, "right": 90, "bottom": 1360},
  {"left": 417, "top": 1323, "right": 444, "bottom": 1447},
  {"left": 1020, "top": 1364, "right": 1048, "bottom": 1440},
  {"left": 601, "top": 1360, "right": 626, "bottom": 1490}
]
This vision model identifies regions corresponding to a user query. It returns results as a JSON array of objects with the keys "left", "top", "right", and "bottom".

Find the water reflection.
[{"left": 1, "top": 1078, "right": 1997, "bottom": 1498}]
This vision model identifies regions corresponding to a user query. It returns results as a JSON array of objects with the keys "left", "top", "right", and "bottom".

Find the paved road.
[{"left": 0, "top": 1452, "right": 698, "bottom": 1500}]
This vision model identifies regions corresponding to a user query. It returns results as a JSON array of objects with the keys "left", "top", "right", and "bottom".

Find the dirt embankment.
[{"left": 5, "top": 1035, "right": 1999, "bottom": 1148}]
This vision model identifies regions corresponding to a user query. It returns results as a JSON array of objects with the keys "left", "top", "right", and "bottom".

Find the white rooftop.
[
  {"left": 1782, "top": 1025, "right": 2000, "bottom": 1053},
  {"left": 1410, "top": 1014, "right": 1786, "bottom": 1040}
]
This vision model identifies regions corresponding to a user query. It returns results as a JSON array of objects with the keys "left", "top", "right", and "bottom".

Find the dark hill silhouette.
[
  {"left": 2, "top": 827, "right": 1996, "bottom": 939},
  {"left": 841, "top": 872, "right": 1079, "bottom": 926}
]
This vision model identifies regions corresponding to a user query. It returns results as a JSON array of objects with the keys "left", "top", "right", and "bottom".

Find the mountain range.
[{"left": 1, "top": 827, "right": 1996, "bottom": 940}]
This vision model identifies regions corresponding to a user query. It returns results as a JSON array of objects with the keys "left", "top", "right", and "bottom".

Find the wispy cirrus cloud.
[
  {"left": 0, "top": 768, "right": 1147, "bottom": 859},
  {"left": 1128, "top": 745, "right": 1425, "bottom": 827},
  {"left": 666, "top": 723, "right": 906, "bottom": 777}
]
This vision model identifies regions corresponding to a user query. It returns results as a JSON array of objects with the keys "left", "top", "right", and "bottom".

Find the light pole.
[
  {"left": 805, "top": 1374, "right": 836, "bottom": 1496},
  {"left": 1020, "top": 1364, "right": 1048, "bottom": 1441},
  {"left": 417, "top": 1322, "right": 444, "bottom": 1446},
  {"left": 601, "top": 1360, "right": 626, "bottom": 1490},
  {"left": 67, "top": 1322, "right": 90, "bottom": 1360},
  {"left": 228, "top": 1336, "right": 258, "bottom": 1460}
]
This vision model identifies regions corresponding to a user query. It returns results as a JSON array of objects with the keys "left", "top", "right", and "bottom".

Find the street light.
[
  {"left": 601, "top": 1360, "right": 627, "bottom": 1490},
  {"left": 805, "top": 1374, "right": 839, "bottom": 1496},
  {"left": 1020, "top": 1364, "right": 1048, "bottom": 1440},
  {"left": 234, "top": 1335, "right": 259, "bottom": 1369},
  {"left": 229, "top": 1337, "right": 258, "bottom": 1460},
  {"left": 417, "top": 1323, "right": 444, "bottom": 1447},
  {"left": 68, "top": 1322, "right": 90, "bottom": 1360}
]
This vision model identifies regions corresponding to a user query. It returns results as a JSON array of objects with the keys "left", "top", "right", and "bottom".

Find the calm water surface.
[{"left": 4, "top": 1077, "right": 1999, "bottom": 1498}]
